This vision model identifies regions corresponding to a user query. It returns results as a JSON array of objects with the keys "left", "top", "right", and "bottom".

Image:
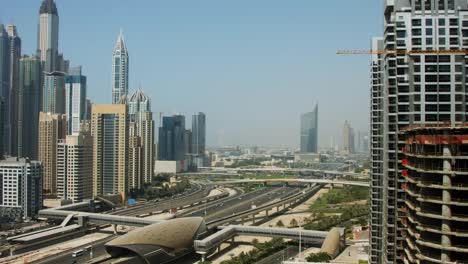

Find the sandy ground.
[
  {"left": 1, "top": 225, "right": 134, "bottom": 264},
  {"left": 333, "top": 244, "right": 369, "bottom": 263},
  {"left": 209, "top": 188, "right": 330, "bottom": 263}
]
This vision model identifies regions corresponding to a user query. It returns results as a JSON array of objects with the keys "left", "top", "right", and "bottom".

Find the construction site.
[{"left": 401, "top": 125, "right": 468, "bottom": 263}]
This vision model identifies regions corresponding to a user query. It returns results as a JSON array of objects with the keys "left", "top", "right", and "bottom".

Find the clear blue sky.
[{"left": 2, "top": 0, "right": 383, "bottom": 148}]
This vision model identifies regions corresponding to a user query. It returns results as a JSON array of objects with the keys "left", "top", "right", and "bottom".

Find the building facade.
[
  {"left": 57, "top": 133, "right": 93, "bottom": 203},
  {"left": 91, "top": 104, "right": 127, "bottom": 199},
  {"left": 65, "top": 66, "right": 87, "bottom": 135},
  {"left": 192, "top": 112, "right": 206, "bottom": 155},
  {"left": 127, "top": 90, "right": 154, "bottom": 189},
  {"left": 38, "top": 112, "right": 67, "bottom": 196},
  {"left": 371, "top": 1, "right": 468, "bottom": 263},
  {"left": 38, "top": 0, "right": 59, "bottom": 69},
  {"left": 0, "top": 25, "right": 10, "bottom": 158},
  {"left": 17, "top": 55, "right": 42, "bottom": 159},
  {"left": 42, "top": 71, "right": 65, "bottom": 114},
  {"left": 342, "top": 120, "right": 355, "bottom": 155},
  {"left": 5, "top": 25, "right": 21, "bottom": 157},
  {"left": 0, "top": 157, "right": 42, "bottom": 220},
  {"left": 300, "top": 104, "right": 319, "bottom": 153},
  {"left": 158, "top": 115, "right": 186, "bottom": 161},
  {"left": 112, "top": 31, "right": 129, "bottom": 104}
]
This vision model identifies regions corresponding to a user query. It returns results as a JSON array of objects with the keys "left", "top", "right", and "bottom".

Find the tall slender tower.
[
  {"left": 112, "top": 31, "right": 129, "bottom": 104},
  {"left": 5, "top": 25, "right": 21, "bottom": 156},
  {"left": 38, "top": 112, "right": 67, "bottom": 196},
  {"left": 300, "top": 104, "right": 318, "bottom": 153},
  {"left": 65, "top": 66, "right": 87, "bottom": 135},
  {"left": 17, "top": 55, "right": 42, "bottom": 159},
  {"left": 38, "top": 0, "right": 59, "bottom": 71},
  {"left": 371, "top": 1, "right": 468, "bottom": 263},
  {"left": 128, "top": 89, "right": 154, "bottom": 189},
  {"left": 91, "top": 104, "right": 128, "bottom": 199}
]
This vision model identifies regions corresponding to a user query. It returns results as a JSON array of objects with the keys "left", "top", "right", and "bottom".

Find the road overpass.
[
  {"left": 192, "top": 167, "right": 368, "bottom": 178},
  {"left": 208, "top": 178, "right": 370, "bottom": 187}
]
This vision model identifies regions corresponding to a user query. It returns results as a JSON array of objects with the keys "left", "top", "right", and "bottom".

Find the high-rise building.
[
  {"left": 5, "top": 25, "right": 21, "bottom": 157},
  {"left": 0, "top": 25, "right": 10, "bottom": 157},
  {"left": 158, "top": 115, "right": 186, "bottom": 161},
  {"left": 112, "top": 31, "right": 129, "bottom": 104},
  {"left": 38, "top": 112, "right": 66, "bottom": 196},
  {"left": 91, "top": 104, "right": 127, "bottom": 199},
  {"left": 0, "top": 157, "right": 42, "bottom": 220},
  {"left": 0, "top": 98, "right": 4, "bottom": 159},
  {"left": 342, "top": 120, "right": 354, "bottom": 155},
  {"left": 65, "top": 66, "right": 87, "bottom": 135},
  {"left": 192, "top": 112, "right": 206, "bottom": 155},
  {"left": 17, "top": 55, "right": 42, "bottom": 160},
  {"left": 371, "top": 1, "right": 468, "bottom": 263},
  {"left": 57, "top": 133, "right": 93, "bottom": 203},
  {"left": 43, "top": 71, "right": 65, "bottom": 114},
  {"left": 127, "top": 90, "right": 154, "bottom": 189},
  {"left": 370, "top": 37, "right": 385, "bottom": 264},
  {"left": 300, "top": 104, "right": 319, "bottom": 153},
  {"left": 38, "top": 0, "right": 59, "bottom": 68}
]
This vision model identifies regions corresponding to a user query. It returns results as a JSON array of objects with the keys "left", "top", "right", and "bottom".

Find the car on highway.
[{"left": 72, "top": 250, "right": 84, "bottom": 257}]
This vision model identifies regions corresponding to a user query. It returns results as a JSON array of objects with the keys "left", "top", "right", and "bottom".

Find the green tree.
[
  {"left": 306, "top": 252, "right": 331, "bottom": 262},
  {"left": 290, "top": 218, "right": 298, "bottom": 228},
  {"left": 276, "top": 220, "right": 284, "bottom": 227}
]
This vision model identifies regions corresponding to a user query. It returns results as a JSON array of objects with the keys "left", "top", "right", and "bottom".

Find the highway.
[{"left": 36, "top": 185, "right": 305, "bottom": 264}]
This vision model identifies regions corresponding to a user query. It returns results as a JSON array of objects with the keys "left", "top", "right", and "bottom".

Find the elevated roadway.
[{"left": 208, "top": 178, "right": 370, "bottom": 187}]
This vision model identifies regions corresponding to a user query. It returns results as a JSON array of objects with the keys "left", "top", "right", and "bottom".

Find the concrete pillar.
[
  {"left": 277, "top": 206, "right": 280, "bottom": 212},
  {"left": 266, "top": 210, "right": 269, "bottom": 217},
  {"left": 113, "top": 224, "right": 118, "bottom": 234},
  {"left": 201, "top": 254, "right": 206, "bottom": 262},
  {"left": 217, "top": 245, "right": 221, "bottom": 253},
  {"left": 231, "top": 237, "right": 235, "bottom": 243},
  {"left": 441, "top": 145, "right": 452, "bottom": 263},
  {"left": 252, "top": 214, "right": 256, "bottom": 224}
]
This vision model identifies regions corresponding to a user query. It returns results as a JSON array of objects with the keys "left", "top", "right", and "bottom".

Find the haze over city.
[{"left": 1, "top": 0, "right": 381, "bottom": 147}]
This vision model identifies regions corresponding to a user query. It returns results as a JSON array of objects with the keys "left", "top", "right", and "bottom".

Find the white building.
[
  {"left": 57, "top": 134, "right": 93, "bottom": 203},
  {"left": 0, "top": 157, "right": 42, "bottom": 219}
]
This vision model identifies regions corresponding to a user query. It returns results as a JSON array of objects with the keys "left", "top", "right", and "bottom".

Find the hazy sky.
[{"left": 2, "top": 0, "right": 383, "bottom": 148}]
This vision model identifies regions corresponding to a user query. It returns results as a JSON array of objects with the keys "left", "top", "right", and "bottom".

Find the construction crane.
[{"left": 336, "top": 49, "right": 468, "bottom": 55}]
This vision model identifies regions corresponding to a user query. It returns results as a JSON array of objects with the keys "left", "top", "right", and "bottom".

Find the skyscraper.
[
  {"left": 192, "top": 112, "right": 206, "bottom": 155},
  {"left": 112, "top": 31, "right": 129, "bottom": 104},
  {"left": 38, "top": 112, "right": 66, "bottom": 196},
  {"left": 91, "top": 104, "right": 127, "bottom": 199},
  {"left": 371, "top": 1, "right": 468, "bottom": 263},
  {"left": 158, "top": 115, "right": 186, "bottom": 161},
  {"left": 0, "top": 25, "right": 10, "bottom": 157},
  {"left": 43, "top": 71, "right": 65, "bottom": 114},
  {"left": 65, "top": 66, "right": 87, "bottom": 135},
  {"left": 38, "top": 0, "right": 59, "bottom": 69},
  {"left": 342, "top": 120, "right": 354, "bottom": 155},
  {"left": 127, "top": 89, "right": 154, "bottom": 189},
  {"left": 300, "top": 104, "right": 318, "bottom": 153},
  {"left": 57, "top": 133, "right": 93, "bottom": 203},
  {"left": 5, "top": 25, "right": 21, "bottom": 157},
  {"left": 0, "top": 157, "right": 42, "bottom": 220},
  {"left": 17, "top": 55, "right": 42, "bottom": 160}
]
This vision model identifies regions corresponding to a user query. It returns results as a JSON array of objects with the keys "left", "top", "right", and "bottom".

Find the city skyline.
[{"left": 0, "top": 0, "right": 381, "bottom": 148}]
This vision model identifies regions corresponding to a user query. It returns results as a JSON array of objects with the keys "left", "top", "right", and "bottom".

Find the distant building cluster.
[{"left": 0, "top": 0, "right": 208, "bottom": 221}]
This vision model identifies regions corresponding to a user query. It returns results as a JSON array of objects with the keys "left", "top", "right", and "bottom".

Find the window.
[
  {"left": 439, "top": 18, "right": 446, "bottom": 26},
  {"left": 438, "top": 0, "right": 445, "bottom": 10},
  {"left": 415, "top": 0, "right": 422, "bottom": 10},
  {"left": 450, "top": 28, "right": 458, "bottom": 35},
  {"left": 448, "top": 0, "right": 455, "bottom": 10},
  {"left": 450, "top": 19, "right": 458, "bottom": 26},
  {"left": 412, "top": 29, "right": 422, "bottom": 36},
  {"left": 426, "top": 19, "right": 433, "bottom": 26},
  {"left": 426, "top": 28, "right": 433, "bottom": 35},
  {"left": 439, "top": 38, "right": 446, "bottom": 45},
  {"left": 412, "top": 19, "right": 421, "bottom": 27},
  {"left": 439, "top": 28, "right": 446, "bottom": 35},
  {"left": 424, "top": 0, "right": 431, "bottom": 10},
  {"left": 426, "top": 38, "right": 433, "bottom": 45}
]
